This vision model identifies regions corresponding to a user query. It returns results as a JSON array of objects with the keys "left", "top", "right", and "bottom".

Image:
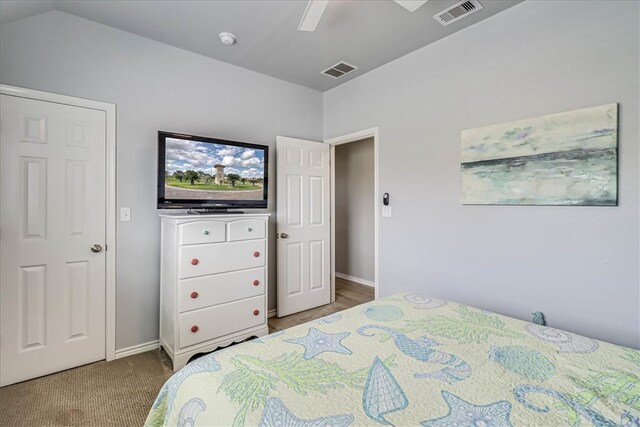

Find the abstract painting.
[{"left": 461, "top": 103, "right": 618, "bottom": 205}]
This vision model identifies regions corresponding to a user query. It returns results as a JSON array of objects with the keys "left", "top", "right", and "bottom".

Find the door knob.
[
  {"left": 280, "top": 233, "right": 288, "bottom": 239},
  {"left": 91, "top": 244, "right": 103, "bottom": 253}
]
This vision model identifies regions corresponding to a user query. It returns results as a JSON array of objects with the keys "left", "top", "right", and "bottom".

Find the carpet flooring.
[
  {"left": 0, "top": 350, "right": 173, "bottom": 426},
  {"left": 0, "top": 279, "right": 373, "bottom": 426}
]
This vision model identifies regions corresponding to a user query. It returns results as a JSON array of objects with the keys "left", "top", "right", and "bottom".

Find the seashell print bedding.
[{"left": 145, "top": 294, "right": 640, "bottom": 427}]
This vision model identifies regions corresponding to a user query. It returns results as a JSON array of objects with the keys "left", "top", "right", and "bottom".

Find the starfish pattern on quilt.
[
  {"left": 284, "top": 327, "right": 353, "bottom": 359},
  {"left": 421, "top": 391, "right": 513, "bottom": 427}
]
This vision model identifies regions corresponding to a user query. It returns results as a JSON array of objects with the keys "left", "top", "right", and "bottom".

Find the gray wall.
[
  {"left": 0, "top": 11, "right": 323, "bottom": 350},
  {"left": 1, "top": 1, "right": 638, "bottom": 351},
  {"left": 335, "top": 138, "right": 374, "bottom": 282},
  {"left": 323, "top": 1, "right": 640, "bottom": 348}
]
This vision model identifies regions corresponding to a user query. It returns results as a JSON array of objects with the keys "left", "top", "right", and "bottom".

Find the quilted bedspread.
[{"left": 145, "top": 294, "right": 639, "bottom": 427}]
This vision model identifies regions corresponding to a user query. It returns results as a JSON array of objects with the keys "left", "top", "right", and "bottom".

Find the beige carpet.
[{"left": 0, "top": 350, "right": 173, "bottom": 427}]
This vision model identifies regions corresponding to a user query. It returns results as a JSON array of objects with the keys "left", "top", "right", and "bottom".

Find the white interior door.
[
  {"left": 0, "top": 94, "right": 107, "bottom": 386},
  {"left": 276, "top": 137, "right": 330, "bottom": 317}
]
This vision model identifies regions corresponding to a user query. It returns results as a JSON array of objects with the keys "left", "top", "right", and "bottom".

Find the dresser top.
[{"left": 159, "top": 212, "right": 270, "bottom": 219}]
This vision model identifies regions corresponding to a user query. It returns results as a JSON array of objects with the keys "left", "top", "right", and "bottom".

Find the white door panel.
[
  {"left": 276, "top": 137, "right": 330, "bottom": 317},
  {"left": 1, "top": 94, "right": 107, "bottom": 386}
]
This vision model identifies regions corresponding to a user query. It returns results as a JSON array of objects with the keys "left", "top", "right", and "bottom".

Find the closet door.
[{"left": 0, "top": 94, "right": 107, "bottom": 386}]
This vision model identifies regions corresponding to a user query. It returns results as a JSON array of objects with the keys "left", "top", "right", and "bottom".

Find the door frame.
[
  {"left": 0, "top": 84, "right": 117, "bottom": 361},
  {"left": 325, "top": 127, "right": 379, "bottom": 301}
]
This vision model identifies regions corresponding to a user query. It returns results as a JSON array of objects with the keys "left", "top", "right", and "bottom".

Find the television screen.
[{"left": 157, "top": 131, "right": 268, "bottom": 210}]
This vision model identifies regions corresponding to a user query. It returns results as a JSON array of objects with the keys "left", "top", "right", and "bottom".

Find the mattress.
[{"left": 145, "top": 293, "right": 640, "bottom": 426}]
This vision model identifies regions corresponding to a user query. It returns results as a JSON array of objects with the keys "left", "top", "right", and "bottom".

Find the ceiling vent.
[
  {"left": 322, "top": 62, "right": 358, "bottom": 79},
  {"left": 433, "top": 0, "right": 483, "bottom": 26}
]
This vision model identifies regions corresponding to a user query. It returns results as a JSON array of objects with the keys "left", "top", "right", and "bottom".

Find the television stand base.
[{"left": 187, "top": 208, "right": 245, "bottom": 215}]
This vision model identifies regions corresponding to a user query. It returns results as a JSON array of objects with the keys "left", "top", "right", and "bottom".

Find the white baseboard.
[
  {"left": 268, "top": 309, "right": 276, "bottom": 318},
  {"left": 335, "top": 272, "right": 375, "bottom": 287},
  {"left": 114, "top": 340, "right": 160, "bottom": 359}
]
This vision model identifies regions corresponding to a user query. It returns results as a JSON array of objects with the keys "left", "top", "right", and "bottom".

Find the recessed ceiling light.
[{"left": 219, "top": 32, "right": 236, "bottom": 46}]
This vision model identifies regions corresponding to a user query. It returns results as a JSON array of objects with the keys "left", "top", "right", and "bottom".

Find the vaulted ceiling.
[{"left": 0, "top": 0, "right": 522, "bottom": 91}]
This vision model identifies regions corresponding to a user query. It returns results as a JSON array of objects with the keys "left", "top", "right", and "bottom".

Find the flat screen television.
[{"left": 157, "top": 131, "right": 268, "bottom": 211}]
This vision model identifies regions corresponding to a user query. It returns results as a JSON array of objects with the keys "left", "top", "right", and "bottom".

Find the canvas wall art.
[{"left": 461, "top": 103, "right": 618, "bottom": 205}]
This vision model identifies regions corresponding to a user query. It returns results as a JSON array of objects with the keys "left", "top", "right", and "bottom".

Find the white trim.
[
  {"left": 330, "top": 147, "right": 337, "bottom": 303},
  {"left": 114, "top": 340, "right": 159, "bottom": 359},
  {"left": 105, "top": 99, "right": 117, "bottom": 362},
  {"left": 0, "top": 84, "right": 118, "bottom": 362},
  {"left": 325, "top": 127, "right": 379, "bottom": 301},
  {"left": 268, "top": 309, "right": 277, "bottom": 318},
  {"left": 335, "top": 272, "right": 375, "bottom": 287}
]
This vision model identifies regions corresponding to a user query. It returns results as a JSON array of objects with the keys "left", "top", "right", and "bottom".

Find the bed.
[{"left": 145, "top": 293, "right": 640, "bottom": 427}]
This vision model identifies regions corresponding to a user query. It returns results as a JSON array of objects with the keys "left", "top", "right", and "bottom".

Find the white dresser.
[{"left": 159, "top": 213, "right": 270, "bottom": 370}]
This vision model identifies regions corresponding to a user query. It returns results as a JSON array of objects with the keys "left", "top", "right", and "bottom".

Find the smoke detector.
[{"left": 219, "top": 32, "right": 236, "bottom": 46}]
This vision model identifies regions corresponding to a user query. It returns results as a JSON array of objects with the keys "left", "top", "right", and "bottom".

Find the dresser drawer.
[
  {"left": 228, "top": 219, "right": 266, "bottom": 241},
  {"left": 179, "top": 268, "right": 265, "bottom": 313},
  {"left": 180, "top": 221, "right": 226, "bottom": 245},
  {"left": 179, "top": 296, "right": 265, "bottom": 348},
  {"left": 180, "top": 240, "right": 266, "bottom": 279}
]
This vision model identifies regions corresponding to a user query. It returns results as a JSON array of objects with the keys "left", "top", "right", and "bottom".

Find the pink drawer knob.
[
  {"left": 253, "top": 280, "right": 260, "bottom": 286},
  {"left": 191, "top": 258, "right": 199, "bottom": 265},
  {"left": 191, "top": 325, "right": 199, "bottom": 333},
  {"left": 253, "top": 251, "right": 260, "bottom": 257},
  {"left": 190, "top": 291, "right": 199, "bottom": 299},
  {"left": 253, "top": 309, "right": 260, "bottom": 316}
]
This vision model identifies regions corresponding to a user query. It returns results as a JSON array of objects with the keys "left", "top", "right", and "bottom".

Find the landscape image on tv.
[{"left": 164, "top": 137, "right": 265, "bottom": 201}]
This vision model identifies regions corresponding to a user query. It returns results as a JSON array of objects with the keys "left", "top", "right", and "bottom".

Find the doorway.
[
  {"left": 333, "top": 138, "right": 375, "bottom": 305},
  {"left": 328, "top": 127, "right": 379, "bottom": 303}
]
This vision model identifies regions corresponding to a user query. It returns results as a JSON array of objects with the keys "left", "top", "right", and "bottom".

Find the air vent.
[
  {"left": 434, "top": 0, "right": 483, "bottom": 26},
  {"left": 322, "top": 61, "right": 358, "bottom": 79}
]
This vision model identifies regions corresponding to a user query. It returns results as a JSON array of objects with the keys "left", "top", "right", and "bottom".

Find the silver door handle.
[
  {"left": 91, "top": 244, "right": 103, "bottom": 253},
  {"left": 279, "top": 233, "right": 288, "bottom": 239}
]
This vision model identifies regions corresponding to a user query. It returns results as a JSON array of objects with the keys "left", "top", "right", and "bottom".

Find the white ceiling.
[{"left": 0, "top": 0, "right": 522, "bottom": 92}]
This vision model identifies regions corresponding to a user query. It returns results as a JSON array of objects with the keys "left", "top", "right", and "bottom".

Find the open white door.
[{"left": 276, "top": 137, "right": 330, "bottom": 317}]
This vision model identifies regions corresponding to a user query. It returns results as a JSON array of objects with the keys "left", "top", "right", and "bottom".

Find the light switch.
[
  {"left": 382, "top": 206, "right": 392, "bottom": 218},
  {"left": 120, "top": 207, "right": 131, "bottom": 221}
]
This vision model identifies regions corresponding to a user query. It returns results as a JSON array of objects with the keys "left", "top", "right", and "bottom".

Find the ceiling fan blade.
[
  {"left": 298, "top": 0, "right": 329, "bottom": 32},
  {"left": 394, "top": 0, "right": 428, "bottom": 12}
]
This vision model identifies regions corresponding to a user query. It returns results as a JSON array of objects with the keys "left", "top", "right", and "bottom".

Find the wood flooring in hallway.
[{"left": 268, "top": 277, "right": 375, "bottom": 332}]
